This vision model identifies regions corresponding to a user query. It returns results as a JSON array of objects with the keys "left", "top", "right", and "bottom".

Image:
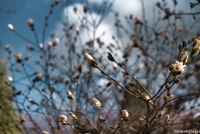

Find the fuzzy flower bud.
[
  {"left": 27, "top": 18, "right": 34, "bottom": 27},
  {"left": 7, "top": 24, "right": 14, "bottom": 30},
  {"left": 15, "top": 53, "right": 22, "bottom": 63},
  {"left": 53, "top": 38, "right": 60, "bottom": 46},
  {"left": 6, "top": 76, "right": 13, "bottom": 82},
  {"left": 28, "top": 98, "right": 36, "bottom": 104},
  {"left": 98, "top": 116, "right": 105, "bottom": 124},
  {"left": 85, "top": 53, "right": 98, "bottom": 68},
  {"left": 66, "top": 90, "right": 74, "bottom": 100},
  {"left": 157, "top": 110, "right": 164, "bottom": 118},
  {"left": 122, "top": 109, "right": 129, "bottom": 119},
  {"left": 76, "top": 27, "right": 80, "bottom": 34},
  {"left": 34, "top": 73, "right": 42, "bottom": 81},
  {"left": 41, "top": 131, "right": 49, "bottom": 134},
  {"left": 60, "top": 114, "right": 68, "bottom": 125},
  {"left": 107, "top": 52, "right": 115, "bottom": 62},
  {"left": 178, "top": 52, "right": 188, "bottom": 62},
  {"left": 165, "top": 114, "right": 171, "bottom": 122},
  {"left": 91, "top": 98, "right": 101, "bottom": 108},
  {"left": 69, "top": 112, "right": 79, "bottom": 121},
  {"left": 191, "top": 46, "right": 200, "bottom": 56},
  {"left": 48, "top": 41, "right": 52, "bottom": 47},
  {"left": 4, "top": 44, "right": 10, "bottom": 50},
  {"left": 38, "top": 43, "right": 43, "bottom": 49},
  {"left": 192, "top": 39, "right": 200, "bottom": 47},
  {"left": 181, "top": 104, "right": 186, "bottom": 110}
]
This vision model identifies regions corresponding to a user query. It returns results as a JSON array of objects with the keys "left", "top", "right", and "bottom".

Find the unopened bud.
[
  {"left": 181, "top": 104, "right": 186, "bottom": 110},
  {"left": 69, "top": 112, "right": 79, "bottom": 121},
  {"left": 15, "top": 53, "right": 22, "bottom": 63},
  {"left": 51, "top": 86, "right": 56, "bottom": 92},
  {"left": 6, "top": 76, "right": 13, "bottom": 82},
  {"left": 106, "top": 80, "right": 113, "bottom": 87},
  {"left": 7, "top": 24, "right": 14, "bottom": 30},
  {"left": 191, "top": 46, "right": 200, "bottom": 56},
  {"left": 38, "top": 43, "right": 43, "bottom": 49},
  {"left": 178, "top": 52, "right": 188, "bottom": 62},
  {"left": 60, "top": 114, "right": 68, "bottom": 125},
  {"left": 85, "top": 53, "right": 98, "bottom": 68},
  {"left": 27, "top": 18, "right": 34, "bottom": 27},
  {"left": 48, "top": 41, "right": 52, "bottom": 47},
  {"left": 42, "top": 131, "right": 49, "bottom": 134},
  {"left": 182, "top": 41, "right": 188, "bottom": 48},
  {"left": 165, "top": 83, "right": 170, "bottom": 89},
  {"left": 76, "top": 27, "right": 80, "bottom": 34},
  {"left": 35, "top": 73, "right": 42, "bottom": 81},
  {"left": 158, "top": 110, "right": 164, "bottom": 118},
  {"left": 98, "top": 116, "right": 105, "bottom": 124},
  {"left": 165, "top": 114, "right": 171, "bottom": 122},
  {"left": 174, "top": 78, "right": 181, "bottom": 83},
  {"left": 122, "top": 109, "right": 129, "bottom": 119},
  {"left": 4, "top": 44, "right": 10, "bottom": 50},
  {"left": 192, "top": 39, "right": 200, "bottom": 47},
  {"left": 66, "top": 90, "right": 74, "bottom": 100},
  {"left": 53, "top": 38, "right": 60, "bottom": 46},
  {"left": 107, "top": 52, "right": 115, "bottom": 62},
  {"left": 28, "top": 98, "right": 36, "bottom": 104},
  {"left": 164, "top": 96, "right": 169, "bottom": 102},
  {"left": 91, "top": 98, "right": 101, "bottom": 108},
  {"left": 77, "top": 64, "right": 82, "bottom": 73}
]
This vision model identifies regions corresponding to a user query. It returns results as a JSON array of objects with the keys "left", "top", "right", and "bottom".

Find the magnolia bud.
[
  {"left": 192, "top": 39, "right": 200, "bottom": 47},
  {"left": 6, "top": 76, "right": 13, "bottom": 82},
  {"left": 28, "top": 99, "right": 36, "bottom": 104},
  {"left": 91, "top": 98, "right": 101, "bottom": 108},
  {"left": 60, "top": 114, "right": 68, "bottom": 125},
  {"left": 85, "top": 53, "right": 98, "bottom": 68},
  {"left": 165, "top": 83, "right": 170, "bottom": 89},
  {"left": 181, "top": 104, "right": 186, "bottom": 110},
  {"left": 4, "top": 44, "right": 10, "bottom": 50},
  {"left": 106, "top": 80, "right": 113, "bottom": 87},
  {"left": 66, "top": 90, "right": 74, "bottom": 100},
  {"left": 174, "top": 78, "right": 181, "bottom": 83},
  {"left": 38, "top": 43, "right": 44, "bottom": 49},
  {"left": 98, "top": 116, "right": 105, "bottom": 124},
  {"left": 15, "top": 53, "right": 22, "bottom": 63},
  {"left": 178, "top": 52, "right": 188, "bottom": 62},
  {"left": 158, "top": 110, "right": 164, "bottom": 118},
  {"left": 69, "top": 112, "right": 79, "bottom": 121},
  {"left": 48, "top": 42, "right": 52, "bottom": 47},
  {"left": 77, "top": 64, "right": 82, "bottom": 73},
  {"left": 41, "top": 131, "right": 49, "bottom": 134},
  {"left": 122, "top": 109, "right": 129, "bottom": 119},
  {"left": 53, "top": 38, "right": 60, "bottom": 46},
  {"left": 35, "top": 73, "right": 42, "bottom": 81},
  {"left": 191, "top": 46, "right": 200, "bottom": 56},
  {"left": 7, "top": 24, "right": 14, "bottom": 30},
  {"left": 27, "top": 18, "right": 34, "bottom": 27},
  {"left": 76, "top": 27, "right": 80, "bottom": 34},
  {"left": 165, "top": 114, "right": 171, "bottom": 122},
  {"left": 107, "top": 52, "right": 115, "bottom": 62}
]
